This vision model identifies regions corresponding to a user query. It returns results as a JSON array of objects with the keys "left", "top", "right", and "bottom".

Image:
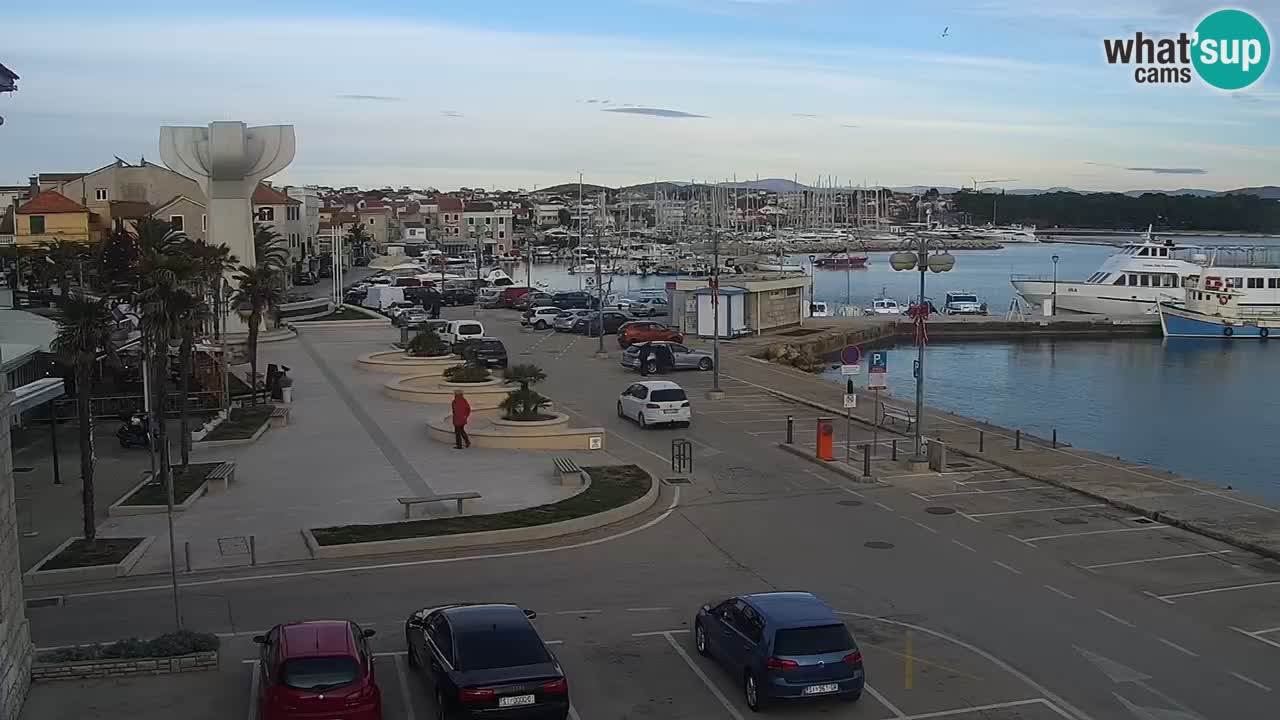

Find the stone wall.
[
  {"left": 759, "top": 290, "right": 802, "bottom": 330},
  {"left": 0, "top": 392, "right": 33, "bottom": 720},
  {"left": 31, "top": 651, "right": 218, "bottom": 682}
]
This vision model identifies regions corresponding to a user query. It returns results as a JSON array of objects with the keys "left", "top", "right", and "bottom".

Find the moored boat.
[{"left": 1158, "top": 273, "right": 1280, "bottom": 339}]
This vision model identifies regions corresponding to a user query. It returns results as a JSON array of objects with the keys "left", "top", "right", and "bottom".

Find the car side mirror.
[
  {"left": 362, "top": 628, "right": 377, "bottom": 638},
  {"left": 523, "top": 608, "right": 537, "bottom": 620},
  {"left": 701, "top": 604, "right": 712, "bottom": 613},
  {"left": 252, "top": 635, "right": 268, "bottom": 645}
]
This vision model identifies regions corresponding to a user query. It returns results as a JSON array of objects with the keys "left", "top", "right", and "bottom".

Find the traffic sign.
[
  {"left": 840, "top": 364, "right": 861, "bottom": 375},
  {"left": 843, "top": 393, "right": 857, "bottom": 408},
  {"left": 868, "top": 350, "right": 888, "bottom": 389},
  {"left": 841, "top": 345, "right": 862, "bottom": 365}
]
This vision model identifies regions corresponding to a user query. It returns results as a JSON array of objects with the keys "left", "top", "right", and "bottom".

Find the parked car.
[
  {"left": 552, "top": 291, "right": 594, "bottom": 310},
  {"left": 522, "top": 306, "right": 563, "bottom": 330},
  {"left": 403, "top": 286, "right": 439, "bottom": 305},
  {"left": 553, "top": 308, "right": 592, "bottom": 332},
  {"left": 571, "top": 310, "right": 631, "bottom": 336},
  {"left": 441, "top": 287, "right": 477, "bottom": 306},
  {"left": 694, "top": 592, "right": 865, "bottom": 710},
  {"left": 368, "top": 276, "right": 393, "bottom": 286},
  {"left": 943, "top": 291, "right": 985, "bottom": 315},
  {"left": 457, "top": 337, "right": 509, "bottom": 368},
  {"left": 405, "top": 604, "right": 569, "bottom": 720},
  {"left": 397, "top": 309, "right": 432, "bottom": 327},
  {"left": 440, "top": 320, "right": 486, "bottom": 347},
  {"left": 624, "top": 297, "right": 670, "bottom": 317},
  {"left": 253, "top": 620, "right": 382, "bottom": 720},
  {"left": 385, "top": 301, "right": 418, "bottom": 320},
  {"left": 620, "top": 341, "right": 714, "bottom": 372},
  {"left": 515, "top": 291, "right": 554, "bottom": 311},
  {"left": 497, "top": 286, "right": 531, "bottom": 308},
  {"left": 617, "top": 380, "right": 690, "bottom": 428},
  {"left": 617, "top": 321, "right": 682, "bottom": 348}
]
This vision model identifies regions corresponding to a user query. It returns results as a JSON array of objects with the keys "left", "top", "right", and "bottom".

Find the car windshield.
[
  {"left": 773, "top": 624, "right": 854, "bottom": 656},
  {"left": 280, "top": 656, "right": 360, "bottom": 691},
  {"left": 458, "top": 326, "right": 482, "bottom": 335},
  {"left": 650, "top": 389, "right": 687, "bottom": 402},
  {"left": 475, "top": 341, "right": 504, "bottom": 352},
  {"left": 457, "top": 627, "right": 550, "bottom": 670},
  {"left": 950, "top": 295, "right": 978, "bottom": 303}
]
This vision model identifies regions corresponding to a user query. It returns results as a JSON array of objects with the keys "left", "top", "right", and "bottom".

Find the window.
[
  {"left": 498, "top": 231, "right": 505, "bottom": 239},
  {"left": 1138, "top": 248, "right": 1149, "bottom": 256},
  {"left": 287, "top": 206, "right": 300, "bottom": 221},
  {"left": 1128, "top": 274, "right": 1138, "bottom": 286},
  {"left": 95, "top": 188, "right": 108, "bottom": 201},
  {"left": 651, "top": 388, "right": 687, "bottom": 402},
  {"left": 201, "top": 214, "right": 207, "bottom": 231},
  {"left": 368, "top": 218, "right": 375, "bottom": 226},
  {"left": 773, "top": 625, "right": 855, "bottom": 656},
  {"left": 739, "top": 604, "right": 765, "bottom": 643},
  {"left": 257, "top": 207, "right": 274, "bottom": 222},
  {"left": 1163, "top": 275, "right": 1174, "bottom": 287},
  {"left": 426, "top": 616, "right": 453, "bottom": 664},
  {"left": 456, "top": 627, "right": 550, "bottom": 671},
  {"left": 1138, "top": 275, "right": 1149, "bottom": 287},
  {"left": 1226, "top": 277, "right": 1243, "bottom": 288},
  {"left": 1269, "top": 278, "right": 1279, "bottom": 289},
  {"left": 169, "top": 215, "right": 184, "bottom": 231},
  {"left": 467, "top": 217, "right": 474, "bottom": 225},
  {"left": 30, "top": 215, "right": 45, "bottom": 234},
  {"left": 1247, "top": 277, "right": 1264, "bottom": 289},
  {"left": 280, "top": 657, "right": 359, "bottom": 691},
  {"left": 786, "top": 287, "right": 800, "bottom": 296},
  {"left": 485, "top": 217, "right": 491, "bottom": 224}
]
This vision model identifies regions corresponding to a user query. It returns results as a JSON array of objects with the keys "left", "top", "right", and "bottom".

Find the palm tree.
[
  {"left": 186, "top": 239, "right": 238, "bottom": 339},
  {"left": 346, "top": 223, "right": 372, "bottom": 262},
  {"left": 43, "top": 239, "right": 88, "bottom": 302},
  {"left": 231, "top": 264, "right": 285, "bottom": 405},
  {"left": 254, "top": 223, "right": 289, "bottom": 272},
  {"left": 171, "top": 289, "right": 211, "bottom": 466},
  {"left": 51, "top": 294, "right": 116, "bottom": 541},
  {"left": 137, "top": 242, "right": 197, "bottom": 492},
  {"left": 95, "top": 225, "right": 138, "bottom": 297}
]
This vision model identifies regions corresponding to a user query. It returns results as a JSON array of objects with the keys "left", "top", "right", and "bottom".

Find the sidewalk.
[
  {"left": 718, "top": 351, "right": 1280, "bottom": 560},
  {"left": 91, "top": 325, "right": 601, "bottom": 574}
]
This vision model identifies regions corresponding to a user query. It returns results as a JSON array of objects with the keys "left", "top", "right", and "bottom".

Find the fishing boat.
[
  {"left": 814, "top": 252, "right": 868, "bottom": 268},
  {"left": 1157, "top": 274, "right": 1280, "bottom": 339}
]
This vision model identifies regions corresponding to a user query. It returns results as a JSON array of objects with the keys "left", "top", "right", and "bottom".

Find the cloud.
[
  {"left": 602, "top": 107, "right": 708, "bottom": 118},
  {"left": 839, "top": 123, "right": 860, "bottom": 128},
  {"left": 1125, "top": 166, "right": 1207, "bottom": 175},
  {"left": 441, "top": 110, "right": 465, "bottom": 118},
  {"left": 792, "top": 113, "right": 818, "bottom": 118},
  {"left": 336, "top": 94, "right": 403, "bottom": 102}
]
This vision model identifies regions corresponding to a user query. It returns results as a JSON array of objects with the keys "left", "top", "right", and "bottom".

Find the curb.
[
  {"left": 301, "top": 472, "right": 659, "bottom": 560},
  {"left": 191, "top": 418, "right": 270, "bottom": 450},
  {"left": 23, "top": 536, "right": 156, "bottom": 587},
  {"left": 776, "top": 443, "right": 881, "bottom": 484}
]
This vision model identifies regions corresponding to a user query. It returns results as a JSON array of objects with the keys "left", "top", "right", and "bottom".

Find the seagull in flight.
[{"left": 941, "top": 26, "right": 949, "bottom": 38}]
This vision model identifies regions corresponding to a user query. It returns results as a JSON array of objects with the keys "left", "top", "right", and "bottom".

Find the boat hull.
[
  {"left": 816, "top": 258, "right": 867, "bottom": 268},
  {"left": 1157, "top": 303, "right": 1277, "bottom": 339},
  {"left": 1012, "top": 280, "right": 1161, "bottom": 315}
]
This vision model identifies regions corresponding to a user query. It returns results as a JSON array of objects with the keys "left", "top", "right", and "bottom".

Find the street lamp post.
[
  {"left": 709, "top": 230, "right": 723, "bottom": 398},
  {"left": 889, "top": 237, "right": 956, "bottom": 464},
  {"left": 1051, "top": 254, "right": 1060, "bottom": 315}
]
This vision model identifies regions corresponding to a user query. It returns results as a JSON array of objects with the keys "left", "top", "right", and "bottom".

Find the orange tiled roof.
[
  {"left": 252, "top": 183, "right": 300, "bottom": 205},
  {"left": 17, "top": 190, "right": 87, "bottom": 214}
]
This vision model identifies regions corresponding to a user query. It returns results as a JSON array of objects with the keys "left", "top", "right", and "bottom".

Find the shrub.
[
  {"left": 407, "top": 329, "right": 449, "bottom": 357},
  {"left": 502, "top": 363, "right": 546, "bottom": 390},
  {"left": 443, "top": 364, "right": 491, "bottom": 383},
  {"left": 36, "top": 630, "right": 220, "bottom": 663},
  {"left": 500, "top": 386, "right": 553, "bottom": 421}
]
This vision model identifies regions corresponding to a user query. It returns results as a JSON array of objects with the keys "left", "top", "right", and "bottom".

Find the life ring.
[
  {"left": 1223, "top": 326, "right": 1233, "bottom": 337},
  {"left": 1219, "top": 295, "right": 1229, "bottom": 305},
  {"left": 1261, "top": 328, "right": 1270, "bottom": 339}
]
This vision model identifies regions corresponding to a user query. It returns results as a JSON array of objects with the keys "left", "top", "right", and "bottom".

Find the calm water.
[{"left": 821, "top": 338, "right": 1280, "bottom": 503}]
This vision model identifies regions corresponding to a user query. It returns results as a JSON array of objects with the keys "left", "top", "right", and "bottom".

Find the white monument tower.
[{"left": 159, "top": 120, "right": 296, "bottom": 300}]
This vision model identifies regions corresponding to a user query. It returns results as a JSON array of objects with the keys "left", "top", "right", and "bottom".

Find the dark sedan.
[
  {"left": 442, "top": 287, "right": 477, "bottom": 306},
  {"left": 457, "top": 337, "right": 508, "bottom": 369},
  {"left": 694, "top": 592, "right": 864, "bottom": 710},
  {"left": 406, "top": 604, "right": 569, "bottom": 720},
  {"left": 571, "top": 310, "right": 631, "bottom": 336}
]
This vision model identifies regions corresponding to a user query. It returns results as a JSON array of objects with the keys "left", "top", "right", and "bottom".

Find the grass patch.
[
  {"left": 203, "top": 405, "right": 273, "bottom": 442},
  {"left": 39, "top": 538, "right": 143, "bottom": 571},
  {"left": 121, "top": 463, "right": 222, "bottom": 506},
  {"left": 37, "top": 630, "right": 219, "bottom": 663},
  {"left": 312, "top": 464, "right": 651, "bottom": 546},
  {"left": 297, "top": 305, "right": 376, "bottom": 321}
]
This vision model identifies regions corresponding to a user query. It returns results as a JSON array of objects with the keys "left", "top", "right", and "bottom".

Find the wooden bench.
[
  {"left": 269, "top": 405, "right": 291, "bottom": 428},
  {"left": 206, "top": 461, "right": 237, "bottom": 492},
  {"left": 398, "top": 491, "right": 482, "bottom": 518},
  {"left": 552, "top": 456, "right": 585, "bottom": 486},
  {"left": 880, "top": 403, "right": 915, "bottom": 432}
]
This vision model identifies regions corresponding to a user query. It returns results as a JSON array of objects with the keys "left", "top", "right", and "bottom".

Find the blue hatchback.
[{"left": 694, "top": 592, "right": 865, "bottom": 711}]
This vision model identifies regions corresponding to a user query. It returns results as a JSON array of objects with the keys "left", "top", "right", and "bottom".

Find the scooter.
[{"left": 117, "top": 412, "right": 151, "bottom": 449}]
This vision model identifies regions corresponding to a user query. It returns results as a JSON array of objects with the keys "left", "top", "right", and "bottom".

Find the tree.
[
  {"left": 51, "top": 294, "right": 117, "bottom": 541},
  {"left": 346, "top": 223, "right": 372, "bottom": 260},
  {"left": 171, "top": 289, "right": 211, "bottom": 466},
  {"left": 187, "top": 239, "right": 238, "bottom": 340},
  {"left": 42, "top": 239, "right": 88, "bottom": 302},
  {"left": 96, "top": 225, "right": 138, "bottom": 297},
  {"left": 254, "top": 223, "right": 289, "bottom": 271},
  {"left": 137, "top": 245, "right": 196, "bottom": 490},
  {"left": 230, "top": 264, "right": 285, "bottom": 405},
  {"left": 500, "top": 364, "right": 551, "bottom": 421}
]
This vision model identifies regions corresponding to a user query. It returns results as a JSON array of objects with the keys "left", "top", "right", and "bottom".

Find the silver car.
[
  {"left": 627, "top": 298, "right": 671, "bottom": 317},
  {"left": 554, "top": 308, "right": 593, "bottom": 332},
  {"left": 620, "top": 341, "right": 715, "bottom": 372}
]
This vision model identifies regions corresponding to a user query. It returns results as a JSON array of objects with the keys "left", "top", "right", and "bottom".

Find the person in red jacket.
[{"left": 451, "top": 390, "right": 472, "bottom": 449}]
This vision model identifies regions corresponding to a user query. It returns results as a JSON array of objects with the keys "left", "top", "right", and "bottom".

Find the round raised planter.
[
  {"left": 489, "top": 412, "right": 571, "bottom": 436},
  {"left": 426, "top": 413, "right": 606, "bottom": 450},
  {"left": 356, "top": 350, "right": 460, "bottom": 375},
  {"left": 384, "top": 375, "right": 509, "bottom": 408}
]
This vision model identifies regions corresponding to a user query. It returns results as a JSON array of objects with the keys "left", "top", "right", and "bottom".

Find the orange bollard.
[{"left": 816, "top": 417, "right": 834, "bottom": 461}]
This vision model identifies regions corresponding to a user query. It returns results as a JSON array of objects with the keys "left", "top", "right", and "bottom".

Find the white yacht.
[
  {"left": 975, "top": 225, "right": 1038, "bottom": 243},
  {"left": 1012, "top": 229, "right": 1280, "bottom": 315}
]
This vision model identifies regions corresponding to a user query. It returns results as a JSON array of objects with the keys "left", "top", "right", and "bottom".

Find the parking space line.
[
  {"left": 626, "top": 606, "right": 674, "bottom": 612},
  {"left": 394, "top": 654, "right": 417, "bottom": 720},
  {"left": 924, "top": 487, "right": 1040, "bottom": 498},
  {"left": 1230, "top": 671, "right": 1272, "bottom": 693},
  {"left": 967, "top": 504, "right": 1105, "bottom": 519},
  {"left": 1096, "top": 610, "right": 1134, "bottom": 628},
  {"left": 1044, "top": 585, "right": 1076, "bottom": 600},
  {"left": 544, "top": 640, "right": 565, "bottom": 645},
  {"left": 1156, "top": 579, "right": 1280, "bottom": 601},
  {"left": 661, "top": 631, "right": 745, "bottom": 720},
  {"left": 897, "top": 698, "right": 1068, "bottom": 720},
  {"left": 555, "top": 609, "right": 603, "bottom": 615},
  {"left": 568, "top": 703, "right": 584, "bottom": 720},
  {"left": 993, "top": 561, "right": 1022, "bottom": 575},
  {"left": 1017, "top": 525, "right": 1166, "bottom": 544},
  {"left": 1081, "top": 549, "right": 1232, "bottom": 569},
  {"left": 1230, "top": 626, "right": 1280, "bottom": 650},
  {"left": 865, "top": 684, "right": 907, "bottom": 718},
  {"left": 1155, "top": 637, "right": 1198, "bottom": 658},
  {"left": 632, "top": 629, "right": 689, "bottom": 637},
  {"left": 909, "top": 519, "right": 940, "bottom": 535},
  {"left": 246, "top": 660, "right": 260, "bottom": 720},
  {"left": 875, "top": 501, "right": 895, "bottom": 511},
  {"left": 717, "top": 418, "right": 817, "bottom": 424},
  {"left": 951, "top": 477, "right": 1020, "bottom": 486},
  {"left": 952, "top": 539, "right": 977, "bottom": 553},
  {"left": 1007, "top": 533, "right": 1037, "bottom": 548}
]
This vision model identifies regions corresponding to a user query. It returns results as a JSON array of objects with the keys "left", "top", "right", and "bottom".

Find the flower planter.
[
  {"left": 383, "top": 376, "right": 508, "bottom": 408},
  {"left": 24, "top": 537, "right": 155, "bottom": 587},
  {"left": 489, "top": 413, "right": 571, "bottom": 436},
  {"left": 356, "top": 350, "right": 461, "bottom": 375},
  {"left": 32, "top": 651, "right": 218, "bottom": 681}
]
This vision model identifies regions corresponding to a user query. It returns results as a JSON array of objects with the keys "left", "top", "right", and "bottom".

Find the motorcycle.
[{"left": 117, "top": 412, "right": 151, "bottom": 449}]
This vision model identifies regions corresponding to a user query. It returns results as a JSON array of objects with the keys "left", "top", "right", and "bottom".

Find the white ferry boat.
[
  {"left": 975, "top": 225, "right": 1038, "bottom": 243},
  {"left": 1158, "top": 274, "right": 1280, "bottom": 339},
  {"left": 1012, "top": 229, "right": 1280, "bottom": 315}
]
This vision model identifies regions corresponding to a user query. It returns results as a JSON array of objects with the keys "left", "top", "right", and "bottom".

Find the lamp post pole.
[
  {"left": 1051, "top": 254, "right": 1060, "bottom": 315},
  {"left": 709, "top": 230, "right": 722, "bottom": 398},
  {"left": 913, "top": 248, "right": 927, "bottom": 462},
  {"left": 594, "top": 228, "right": 607, "bottom": 358},
  {"left": 889, "top": 237, "right": 955, "bottom": 464}
]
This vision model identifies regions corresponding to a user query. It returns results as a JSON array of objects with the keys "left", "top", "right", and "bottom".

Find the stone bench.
[
  {"left": 206, "top": 461, "right": 237, "bottom": 492},
  {"left": 398, "top": 491, "right": 482, "bottom": 518},
  {"left": 269, "top": 405, "right": 291, "bottom": 428},
  {"left": 552, "top": 456, "right": 585, "bottom": 486},
  {"left": 880, "top": 402, "right": 915, "bottom": 432}
]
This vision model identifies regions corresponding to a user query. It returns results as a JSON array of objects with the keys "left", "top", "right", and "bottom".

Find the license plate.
[
  {"left": 664, "top": 409, "right": 678, "bottom": 414},
  {"left": 498, "top": 695, "right": 536, "bottom": 707},
  {"left": 803, "top": 683, "right": 840, "bottom": 695}
]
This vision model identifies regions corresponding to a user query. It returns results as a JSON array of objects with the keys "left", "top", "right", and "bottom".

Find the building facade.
[
  {"left": 286, "top": 186, "right": 321, "bottom": 260},
  {"left": 14, "top": 191, "right": 91, "bottom": 245},
  {"left": 48, "top": 160, "right": 204, "bottom": 239},
  {"left": 252, "top": 184, "right": 305, "bottom": 263},
  {"left": 0, "top": 386, "right": 34, "bottom": 720},
  {"left": 356, "top": 206, "right": 392, "bottom": 251}
]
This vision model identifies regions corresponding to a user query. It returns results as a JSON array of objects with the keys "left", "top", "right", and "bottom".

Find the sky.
[{"left": 2, "top": 0, "right": 1278, "bottom": 192}]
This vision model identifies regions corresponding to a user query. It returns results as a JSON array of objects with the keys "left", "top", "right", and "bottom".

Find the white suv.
[
  {"left": 617, "top": 380, "right": 691, "bottom": 429},
  {"left": 522, "top": 306, "right": 562, "bottom": 330}
]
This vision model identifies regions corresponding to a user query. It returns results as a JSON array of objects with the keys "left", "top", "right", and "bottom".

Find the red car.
[
  {"left": 618, "top": 321, "right": 683, "bottom": 348},
  {"left": 254, "top": 620, "right": 382, "bottom": 720}
]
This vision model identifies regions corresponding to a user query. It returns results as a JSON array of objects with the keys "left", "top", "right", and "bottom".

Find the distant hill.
[
  {"left": 714, "top": 178, "right": 810, "bottom": 192},
  {"left": 1222, "top": 186, "right": 1280, "bottom": 200},
  {"left": 536, "top": 182, "right": 613, "bottom": 195}
]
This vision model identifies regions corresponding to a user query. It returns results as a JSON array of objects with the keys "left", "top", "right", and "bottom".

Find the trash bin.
[{"left": 282, "top": 387, "right": 293, "bottom": 404}]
